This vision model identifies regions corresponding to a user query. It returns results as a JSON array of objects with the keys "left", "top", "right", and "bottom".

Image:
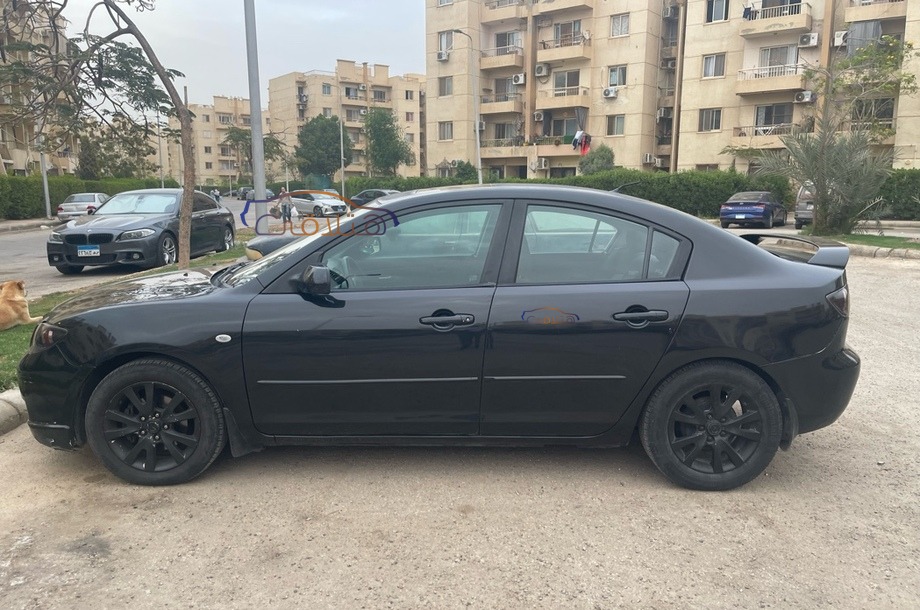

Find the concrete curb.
[
  {"left": 0, "top": 388, "right": 28, "bottom": 437},
  {"left": 0, "top": 220, "right": 53, "bottom": 233}
]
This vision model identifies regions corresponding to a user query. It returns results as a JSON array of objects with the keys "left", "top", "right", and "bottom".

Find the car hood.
[
  {"left": 62, "top": 213, "right": 173, "bottom": 232},
  {"left": 47, "top": 270, "right": 216, "bottom": 323}
]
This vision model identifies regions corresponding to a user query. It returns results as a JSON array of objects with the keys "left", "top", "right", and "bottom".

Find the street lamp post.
[{"left": 452, "top": 28, "right": 483, "bottom": 185}]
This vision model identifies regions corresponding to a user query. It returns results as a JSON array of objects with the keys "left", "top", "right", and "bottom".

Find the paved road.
[{"left": 0, "top": 256, "right": 918, "bottom": 608}]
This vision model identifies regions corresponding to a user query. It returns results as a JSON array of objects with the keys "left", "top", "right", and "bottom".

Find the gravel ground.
[{"left": 0, "top": 256, "right": 918, "bottom": 609}]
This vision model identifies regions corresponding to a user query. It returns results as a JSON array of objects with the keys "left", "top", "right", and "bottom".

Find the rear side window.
[{"left": 649, "top": 231, "right": 680, "bottom": 279}]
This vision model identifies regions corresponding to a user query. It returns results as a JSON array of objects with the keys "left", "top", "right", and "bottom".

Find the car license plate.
[
  {"left": 735, "top": 214, "right": 745, "bottom": 219},
  {"left": 77, "top": 245, "right": 100, "bottom": 257}
]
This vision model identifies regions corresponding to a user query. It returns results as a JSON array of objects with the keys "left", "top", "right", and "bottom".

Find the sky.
[{"left": 61, "top": 0, "right": 426, "bottom": 106}]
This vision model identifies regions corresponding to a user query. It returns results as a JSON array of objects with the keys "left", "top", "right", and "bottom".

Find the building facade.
[
  {"left": 424, "top": 0, "right": 919, "bottom": 178},
  {"left": 268, "top": 60, "right": 426, "bottom": 180}
]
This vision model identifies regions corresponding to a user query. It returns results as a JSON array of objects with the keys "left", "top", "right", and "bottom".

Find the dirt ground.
[{"left": 1, "top": 256, "right": 918, "bottom": 609}]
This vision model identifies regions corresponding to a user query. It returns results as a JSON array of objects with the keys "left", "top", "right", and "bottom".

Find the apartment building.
[
  {"left": 162, "top": 96, "right": 271, "bottom": 188},
  {"left": 425, "top": 0, "right": 919, "bottom": 178},
  {"left": 268, "top": 60, "right": 426, "bottom": 179}
]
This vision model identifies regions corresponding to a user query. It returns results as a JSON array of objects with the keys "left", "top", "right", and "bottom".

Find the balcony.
[
  {"left": 480, "top": 93, "right": 524, "bottom": 115},
  {"left": 534, "top": 135, "right": 582, "bottom": 157},
  {"left": 533, "top": 0, "right": 595, "bottom": 15},
  {"left": 736, "top": 64, "right": 806, "bottom": 96},
  {"left": 732, "top": 123, "right": 800, "bottom": 149},
  {"left": 845, "top": 0, "right": 906, "bottom": 23},
  {"left": 534, "top": 86, "right": 591, "bottom": 110},
  {"left": 739, "top": 2, "right": 813, "bottom": 38},
  {"left": 481, "top": 0, "right": 526, "bottom": 24},
  {"left": 480, "top": 137, "right": 527, "bottom": 159},
  {"left": 537, "top": 34, "right": 591, "bottom": 63},
  {"left": 480, "top": 45, "right": 524, "bottom": 71}
]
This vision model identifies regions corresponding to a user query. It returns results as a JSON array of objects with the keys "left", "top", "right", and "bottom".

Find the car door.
[
  {"left": 480, "top": 201, "right": 691, "bottom": 437},
  {"left": 241, "top": 200, "right": 512, "bottom": 436},
  {"left": 191, "top": 194, "right": 221, "bottom": 254}
]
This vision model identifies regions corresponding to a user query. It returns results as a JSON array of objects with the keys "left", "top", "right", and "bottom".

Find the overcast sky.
[{"left": 62, "top": 0, "right": 426, "bottom": 106}]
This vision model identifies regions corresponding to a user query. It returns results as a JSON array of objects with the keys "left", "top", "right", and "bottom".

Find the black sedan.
[
  {"left": 349, "top": 188, "right": 400, "bottom": 206},
  {"left": 20, "top": 185, "right": 859, "bottom": 490},
  {"left": 47, "top": 188, "right": 236, "bottom": 274}
]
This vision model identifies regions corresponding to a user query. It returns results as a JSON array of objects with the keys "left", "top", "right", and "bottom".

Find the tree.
[
  {"left": 578, "top": 144, "right": 615, "bottom": 175},
  {"left": 76, "top": 138, "right": 103, "bottom": 180},
  {"left": 0, "top": 0, "right": 197, "bottom": 267},
  {"left": 453, "top": 160, "right": 477, "bottom": 182},
  {"left": 364, "top": 108, "right": 412, "bottom": 176},
  {"left": 221, "top": 125, "right": 286, "bottom": 178},
  {"left": 76, "top": 116, "right": 157, "bottom": 178},
  {"left": 293, "top": 115, "right": 352, "bottom": 181},
  {"left": 755, "top": 35, "right": 916, "bottom": 235}
]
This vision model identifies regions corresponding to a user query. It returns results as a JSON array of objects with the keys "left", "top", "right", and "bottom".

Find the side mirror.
[{"left": 297, "top": 265, "right": 331, "bottom": 295}]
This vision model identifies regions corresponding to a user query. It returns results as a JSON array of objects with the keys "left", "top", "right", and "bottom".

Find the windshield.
[
  {"left": 222, "top": 206, "right": 380, "bottom": 287},
  {"left": 95, "top": 193, "right": 178, "bottom": 215}
]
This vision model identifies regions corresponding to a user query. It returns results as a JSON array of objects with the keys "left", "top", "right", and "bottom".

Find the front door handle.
[
  {"left": 419, "top": 314, "right": 475, "bottom": 330},
  {"left": 613, "top": 310, "right": 669, "bottom": 323}
]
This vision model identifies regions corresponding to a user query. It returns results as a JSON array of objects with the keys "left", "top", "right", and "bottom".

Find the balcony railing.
[
  {"left": 486, "top": 0, "right": 522, "bottom": 8},
  {"left": 481, "top": 45, "right": 523, "bottom": 58},
  {"left": 539, "top": 33, "right": 590, "bottom": 49},
  {"left": 737, "top": 63, "right": 804, "bottom": 80},
  {"left": 657, "top": 135, "right": 673, "bottom": 145},
  {"left": 850, "top": 119, "right": 895, "bottom": 131},
  {"left": 850, "top": 0, "right": 903, "bottom": 5},
  {"left": 545, "top": 86, "right": 589, "bottom": 97},
  {"left": 534, "top": 135, "right": 576, "bottom": 146},
  {"left": 733, "top": 123, "right": 800, "bottom": 137},
  {"left": 745, "top": 2, "right": 809, "bottom": 21},
  {"left": 481, "top": 93, "right": 522, "bottom": 104},
  {"left": 481, "top": 137, "right": 525, "bottom": 147}
]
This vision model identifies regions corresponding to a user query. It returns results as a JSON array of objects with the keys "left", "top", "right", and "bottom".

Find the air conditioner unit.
[
  {"left": 654, "top": 157, "right": 665, "bottom": 168},
  {"left": 359, "top": 109, "right": 368, "bottom": 115},
  {"left": 662, "top": 58, "right": 677, "bottom": 69},
  {"left": 664, "top": 5, "right": 678, "bottom": 19},
  {"left": 602, "top": 87, "right": 618, "bottom": 99},
  {"left": 477, "top": 121, "right": 486, "bottom": 131},
  {"left": 656, "top": 107, "right": 673, "bottom": 121},
  {"left": 834, "top": 31, "right": 849, "bottom": 47},
  {"left": 534, "top": 63, "right": 550, "bottom": 78},
  {"left": 298, "top": 94, "right": 307, "bottom": 103},
  {"left": 533, "top": 110, "right": 545, "bottom": 122},
  {"left": 798, "top": 33, "right": 819, "bottom": 48},
  {"left": 437, "top": 50, "right": 450, "bottom": 62},
  {"left": 358, "top": 84, "right": 367, "bottom": 91},
  {"left": 512, "top": 73, "right": 526, "bottom": 86},
  {"left": 642, "top": 152, "right": 655, "bottom": 165},
  {"left": 536, "top": 157, "right": 548, "bottom": 170},
  {"left": 795, "top": 90, "right": 817, "bottom": 103}
]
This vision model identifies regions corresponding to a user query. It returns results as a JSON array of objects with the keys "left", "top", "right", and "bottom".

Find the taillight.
[
  {"left": 34, "top": 323, "right": 67, "bottom": 348},
  {"left": 826, "top": 286, "right": 849, "bottom": 317},
  {"left": 753, "top": 204, "right": 765, "bottom": 210},
  {"left": 57, "top": 206, "right": 64, "bottom": 213}
]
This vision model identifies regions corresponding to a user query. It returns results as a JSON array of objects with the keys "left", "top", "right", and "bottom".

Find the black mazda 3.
[{"left": 19, "top": 185, "right": 860, "bottom": 490}]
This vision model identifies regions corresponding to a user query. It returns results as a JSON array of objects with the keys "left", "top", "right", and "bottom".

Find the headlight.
[
  {"left": 117, "top": 228, "right": 156, "bottom": 241},
  {"left": 49, "top": 231, "right": 63, "bottom": 243}
]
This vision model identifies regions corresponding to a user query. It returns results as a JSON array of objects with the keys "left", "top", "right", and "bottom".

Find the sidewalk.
[{"left": 0, "top": 218, "right": 55, "bottom": 232}]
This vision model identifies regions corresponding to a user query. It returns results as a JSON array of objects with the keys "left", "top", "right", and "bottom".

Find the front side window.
[
  {"left": 706, "top": 0, "right": 728, "bottom": 23},
  {"left": 322, "top": 205, "right": 502, "bottom": 291},
  {"left": 517, "top": 206, "right": 652, "bottom": 283},
  {"left": 699, "top": 108, "right": 722, "bottom": 132},
  {"left": 703, "top": 53, "right": 726, "bottom": 78},
  {"left": 610, "top": 13, "right": 630, "bottom": 37}
]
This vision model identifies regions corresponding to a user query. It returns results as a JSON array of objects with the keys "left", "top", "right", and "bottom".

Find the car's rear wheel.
[
  {"left": 639, "top": 361, "right": 783, "bottom": 491},
  {"left": 85, "top": 359, "right": 226, "bottom": 485},
  {"left": 795, "top": 220, "right": 804, "bottom": 230},
  {"left": 217, "top": 226, "right": 234, "bottom": 252},
  {"left": 720, "top": 221, "right": 730, "bottom": 229},
  {"left": 156, "top": 233, "right": 177, "bottom": 267},
  {"left": 55, "top": 264, "right": 83, "bottom": 275},
  {"left": 764, "top": 213, "right": 774, "bottom": 229},
  {"left": 779, "top": 210, "right": 788, "bottom": 226}
]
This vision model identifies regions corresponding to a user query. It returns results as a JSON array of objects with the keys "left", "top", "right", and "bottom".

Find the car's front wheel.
[
  {"left": 313, "top": 206, "right": 324, "bottom": 218},
  {"left": 85, "top": 359, "right": 227, "bottom": 485},
  {"left": 639, "top": 361, "right": 783, "bottom": 491},
  {"left": 217, "top": 226, "right": 234, "bottom": 252},
  {"left": 155, "top": 233, "right": 177, "bottom": 267},
  {"left": 55, "top": 264, "right": 83, "bottom": 275}
]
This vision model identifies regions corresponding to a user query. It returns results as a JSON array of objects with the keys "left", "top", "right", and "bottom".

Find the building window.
[
  {"left": 203, "top": 146, "right": 212, "bottom": 154},
  {"left": 202, "top": 130, "right": 212, "bottom": 139},
  {"left": 438, "top": 121, "right": 454, "bottom": 140},
  {"left": 373, "top": 90, "right": 387, "bottom": 102},
  {"left": 438, "top": 30, "right": 453, "bottom": 53},
  {"left": 553, "top": 70, "right": 580, "bottom": 95},
  {"left": 606, "top": 115, "right": 625, "bottom": 136},
  {"left": 218, "top": 114, "right": 233, "bottom": 125},
  {"left": 437, "top": 167, "right": 452, "bottom": 178},
  {"left": 550, "top": 117, "right": 578, "bottom": 137},
  {"left": 344, "top": 86, "right": 360, "bottom": 99},
  {"left": 323, "top": 107, "right": 332, "bottom": 117},
  {"left": 698, "top": 108, "right": 722, "bottom": 132},
  {"left": 706, "top": 0, "right": 729, "bottom": 23},
  {"left": 241, "top": 115, "right": 251, "bottom": 126},
  {"left": 297, "top": 107, "right": 305, "bottom": 120},
  {"left": 853, "top": 97, "right": 895, "bottom": 129},
  {"left": 205, "top": 162, "right": 213, "bottom": 170},
  {"left": 495, "top": 30, "right": 522, "bottom": 53},
  {"left": 610, "top": 13, "right": 630, "bottom": 37},
  {"left": 437, "top": 0, "right": 453, "bottom": 6},
  {"left": 553, "top": 20, "right": 581, "bottom": 46},
  {"left": 696, "top": 164, "right": 719, "bottom": 171},
  {"left": 220, "top": 145, "right": 233, "bottom": 156},
  {"left": 346, "top": 109, "right": 363, "bottom": 122},
  {"left": 297, "top": 85, "right": 305, "bottom": 98},
  {"left": 219, "top": 160, "right": 234, "bottom": 171},
  {"left": 495, "top": 123, "right": 518, "bottom": 139},
  {"left": 405, "top": 90, "right": 414, "bottom": 100},
  {"left": 703, "top": 53, "right": 726, "bottom": 78},
  {"left": 322, "top": 83, "right": 331, "bottom": 95},
  {"left": 202, "top": 114, "right": 210, "bottom": 123},
  {"left": 759, "top": 45, "right": 797, "bottom": 71},
  {"left": 438, "top": 76, "right": 453, "bottom": 96},
  {"left": 755, "top": 103, "right": 794, "bottom": 131},
  {"left": 405, "top": 133, "right": 415, "bottom": 143},
  {"left": 608, "top": 65, "right": 627, "bottom": 87},
  {"left": 406, "top": 112, "right": 415, "bottom": 122}
]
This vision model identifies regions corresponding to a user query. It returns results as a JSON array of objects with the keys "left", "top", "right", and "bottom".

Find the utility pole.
[
  {"left": 244, "top": 0, "right": 268, "bottom": 230},
  {"left": 453, "top": 29, "right": 483, "bottom": 184}
]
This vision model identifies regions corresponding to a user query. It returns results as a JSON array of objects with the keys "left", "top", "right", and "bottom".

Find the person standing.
[{"left": 279, "top": 187, "right": 293, "bottom": 228}]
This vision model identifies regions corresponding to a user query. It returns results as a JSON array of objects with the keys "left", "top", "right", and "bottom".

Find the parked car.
[
  {"left": 290, "top": 192, "right": 349, "bottom": 217},
  {"left": 46, "top": 188, "right": 236, "bottom": 275},
  {"left": 56, "top": 193, "right": 109, "bottom": 222},
  {"left": 719, "top": 191, "right": 788, "bottom": 229},
  {"left": 795, "top": 182, "right": 814, "bottom": 230},
  {"left": 21, "top": 184, "right": 859, "bottom": 490},
  {"left": 245, "top": 188, "right": 274, "bottom": 201},
  {"left": 237, "top": 187, "right": 253, "bottom": 200},
  {"left": 349, "top": 189, "right": 400, "bottom": 206}
]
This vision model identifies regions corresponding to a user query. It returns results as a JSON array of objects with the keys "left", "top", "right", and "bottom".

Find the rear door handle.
[{"left": 613, "top": 310, "right": 669, "bottom": 322}]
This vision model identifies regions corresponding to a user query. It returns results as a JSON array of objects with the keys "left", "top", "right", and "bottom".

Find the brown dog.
[{"left": 0, "top": 280, "right": 42, "bottom": 331}]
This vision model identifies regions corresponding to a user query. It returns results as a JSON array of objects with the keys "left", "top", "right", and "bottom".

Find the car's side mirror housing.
[{"left": 296, "top": 265, "right": 331, "bottom": 295}]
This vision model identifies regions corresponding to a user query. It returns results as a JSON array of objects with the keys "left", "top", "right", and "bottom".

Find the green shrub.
[{"left": 878, "top": 169, "right": 920, "bottom": 220}]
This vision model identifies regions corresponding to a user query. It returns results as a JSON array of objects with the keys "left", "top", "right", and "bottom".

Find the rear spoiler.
[{"left": 739, "top": 234, "right": 850, "bottom": 269}]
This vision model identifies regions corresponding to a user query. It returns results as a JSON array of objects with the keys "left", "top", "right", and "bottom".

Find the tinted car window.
[
  {"left": 322, "top": 204, "right": 501, "bottom": 291},
  {"left": 193, "top": 196, "right": 217, "bottom": 212},
  {"left": 95, "top": 193, "right": 178, "bottom": 215},
  {"left": 649, "top": 231, "right": 681, "bottom": 279},
  {"left": 517, "top": 206, "right": 649, "bottom": 283}
]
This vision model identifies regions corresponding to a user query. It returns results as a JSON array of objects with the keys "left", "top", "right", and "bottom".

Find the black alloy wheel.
[
  {"left": 640, "top": 361, "right": 782, "bottom": 491},
  {"left": 218, "top": 226, "right": 234, "bottom": 252},
  {"left": 86, "top": 359, "right": 226, "bottom": 485}
]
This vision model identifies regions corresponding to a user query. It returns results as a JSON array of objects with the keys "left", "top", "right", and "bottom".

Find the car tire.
[
  {"left": 794, "top": 220, "right": 803, "bottom": 230},
  {"left": 720, "top": 221, "right": 730, "bottom": 229},
  {"left": 55, "top": 264, "right": 83, "bottom": 275},
  {"left": 763, "top": 214, "right": 773, "bottom": 229},
  {"left": 779, "top": 211, "right": 787, "bottom": 226},
  {"left": 85, "top": 358, "right": 227, "bottom": 486},
  {"left": 639, "top": 361, "right": 783, "bottom": 491},
  {"left": 313, "top": 206, "right": 323, "bottom": 218},
  {"left": 155, "top": 233, "right": 177, "bottom": 267},
  {"left": 217, "top": 226, "right": 234, "bottom": 252}
]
